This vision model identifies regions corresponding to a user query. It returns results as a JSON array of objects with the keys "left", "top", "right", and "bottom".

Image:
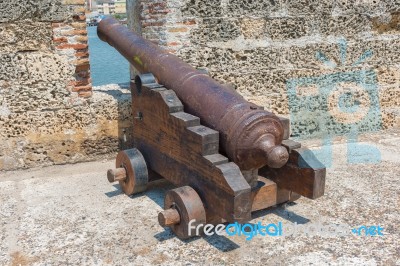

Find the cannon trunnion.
[{"left": 100, "top": 18, "right": 326, "bottom": 239}]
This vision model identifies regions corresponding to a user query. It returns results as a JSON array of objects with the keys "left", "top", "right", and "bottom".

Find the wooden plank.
[
  {"left": 131, "top": 82, "right": 252, "bottom": 223},
  {"left": 204, "top": 154, "right": 229, "bottom": 165},
  {"left": 137, "top": 141, "right": 251, "bottom": 223},
  {"left": 187, "top": 126, "right": 219, "bottom": 155},
  {"left": 159, "top": 89, "right": 184, "bottom": 113},
  {"left": 251, "top": 177, "right": 277, "bottom": 212},
  {"left": 278, "top": 116, "right": 290, "bottom": 140},
  {"left": 171, "top": 112, "right": 200, "bottom": 127},
  {"left": 282, "top": 139, "right": 301, "bottom": 153},
  {"left": 259, "top": 148, "right": 326, "bottom": 199},
  {"left": 251, "top": 177, "right": 302, "bottom": 212}
]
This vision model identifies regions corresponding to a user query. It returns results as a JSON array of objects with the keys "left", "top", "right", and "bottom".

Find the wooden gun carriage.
[{"left": 99, "top": 18, "right": 326, "bottom": 239}]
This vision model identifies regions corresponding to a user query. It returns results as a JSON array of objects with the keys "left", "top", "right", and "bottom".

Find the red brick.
[
  {"left": 75, "top": 35, "right": 88, "bottom": 42},
  {"left": 73, "top": 85, "right": 92, "bottom": 92},
  {"left": 71, "top": 22, "right": 86, "bottom": 29},
  {"left": 147, "top": 14, "right": 167, "bottom": 19},
  {"left": 62, "top": 0, "right": 85, "bottom": 4},
  {"left": 56, "top": 43, "right": 88, "bottom": 50},
  {"left": 166, "top": 49, "right": 177, "bottom": 54},
  {"left": 73, "top": 14, "right": 86, "bottom": 21},
  {"left": 69, "top": 78, "right": 91, "bottom": 87},
  {"left": 148, "top": 9, "right": 169, "bottom": 15},
  {"left": 75, "top": 51, "right": 89, "bottom": 58},
  {"left": 177, "top": 20, "right": 196, "bottom": 25},
  {"left": 53, "top": 37, "right": 68, "bottom": 44},
  {"left": 78, "top": 91, "right": 93, "bottom": 98},
  {"left": 62, "top": 29, "right": 87, "bottom": 36},
  {"left": 75, "top": 58, "right": 90, "bottom": 66},
  {"left": 52, "top": 22, "right": 66, "bottom": 28},
  {"left": 168, "top": 27, "right": 188, "bottom": 33},
  {"left": 74, "top": 6, "right": 85, "bottom": 13},
  {"left": 167, "top": 42, "right": 181, "bottom": 46},
  {"left": 75, "top": 63, "right": 90, "bottom": 72},
  {"left": 147, "top": 2, "right": 167, "bottom": 12},
  {"left": 75, "top": 70, "right": 90, "bottom": 78},
  {"left": 142, "top": 21, "right": 165, "bottom": 27}
]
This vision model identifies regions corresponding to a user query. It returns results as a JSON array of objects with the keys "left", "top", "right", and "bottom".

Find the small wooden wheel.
[
  {"left": 107, "top": 148, "right": 148, "bottom": 195},
  {"left": 159, "top": 186, "right": 206, "bottom": 239}
]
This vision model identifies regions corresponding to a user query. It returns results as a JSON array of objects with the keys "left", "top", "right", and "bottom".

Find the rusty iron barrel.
[{"left": 97, "top": 17, "right": 288, "bottom": 170}]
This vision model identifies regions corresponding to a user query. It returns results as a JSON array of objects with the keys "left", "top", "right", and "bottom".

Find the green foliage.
[{"left": 113, "top": 13, "right": 127, "bottom": 20}]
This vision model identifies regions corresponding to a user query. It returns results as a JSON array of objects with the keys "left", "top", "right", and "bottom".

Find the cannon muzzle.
[{"left": 97, "top": 17, "right": 289, "bottom": 170}]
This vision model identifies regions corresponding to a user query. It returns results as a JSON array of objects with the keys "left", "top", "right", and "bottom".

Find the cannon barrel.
[{"left": 97, "top": 17, "right": 289, "bottom": 170}]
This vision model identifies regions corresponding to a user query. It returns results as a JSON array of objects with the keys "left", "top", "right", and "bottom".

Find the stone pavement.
[{"left": 0, "top": 130, "right": 399, "bottom": 265}]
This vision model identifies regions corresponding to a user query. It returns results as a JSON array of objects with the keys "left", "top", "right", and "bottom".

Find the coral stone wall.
[
  {"left": 0, "top": 0, "right": 133, "bottom": 171},
  {"left": 2, "top": 0, "right": 400, "bottom": 171},
  {"left": 128, "top": 0, "right": 400, "bottom": 139}
]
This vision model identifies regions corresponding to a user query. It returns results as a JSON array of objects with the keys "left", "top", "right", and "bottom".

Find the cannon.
[{"left": 99, "top": 17, "right": 326, "bottom": 239}]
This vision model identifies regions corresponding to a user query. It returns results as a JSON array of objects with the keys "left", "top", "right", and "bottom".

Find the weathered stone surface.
[
  {"left": 317, "top": 14, "right": 372, "bottom": 37},
  {"left": 0, "top": 0, "right": 90, "bottom": 170},
  {"left": 25, "top": 52, "right": 75, "bottom": 84},
  {"left": 0, "top": 85, "right": 133, "bottom": 170},
  {"left": 285, "top": 39, "right": 394, "bottom": 70},
  {"left": 380, "top": 86, "right": 400, "bottom": 107},
  {"left": 0, "top": 22, "right": 53, "bottom": 53},
  {"left": 177, "top": 46, "right": 285, "bottom": 73},
  {"left": 265, "top": 17, "right": 312, "bottom": 40},
  {"left": 377, "top": 65, "right": 400, "bottom": 86},
  {"left": 178, "top": 37, "right": 400, "bottom": 73},
  {"left": 382, "top": 108, "right": 400, "bottom": 128},
  {"left": 190, "top": 18, "right": 240, "bottom": 44},
  {"left": 1, "top": 83, "right": 70, "bottom": 113},
  {"left": 240, "top": 18, "right": 266, "bottom": 39},
  {"left": 0, "top": 52, "right": 74, "bottom": 89},
  {"left": 0, "top": 53, "right": 29, "bottom": 82},
  {"left": 283, "top": 0, "right": 333, "bottom": 15},
  {"left": 1, "top": 130, "right": 400, "bottom": 264},
  {"left": 226, "top": 0, "right": 280, "bottom": 17},
  {"left": 0, "top": 0, "right": 72, "bottom": 23},
  {"left": 1, "top": 0, "right": 399, "bottom": 171},
  {"left": 62, "top": 0, "right": 85, "bottom": 4},
  {"left": 371, "top": 12, "right": 400, "bottom": 34},
  {"left": 389, "top": 0, "right": 400, "bottom": 12},
  {"left": 332, "top": 0, "right": 393, "bottom": 16},
  {"left": 177, "top": 43, "right": 340, "bottom": 73},
  {"left": 346, "top": 38, "right": 400, "bottom": 66},
  {"left": 181, "top": 0, "right": 223, "bottom": 17}
]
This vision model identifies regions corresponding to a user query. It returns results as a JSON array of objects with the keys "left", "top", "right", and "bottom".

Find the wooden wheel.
[
  {"left": 107, "top": 148, "right": 148, "bottom": 195},
  {"left": 158, "top": 186, "right": 206, "bottom": 239}
]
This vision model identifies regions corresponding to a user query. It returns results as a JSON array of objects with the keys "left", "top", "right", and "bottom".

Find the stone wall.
[
  {"left": 128, "top": 0, "right": 400, "bottom": 139},
  {"left": 0, "top": 0, "right": 133, "bottom": 171},
  {"left": 2, "top": 0, "right": 400, "bottom": 171}
]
